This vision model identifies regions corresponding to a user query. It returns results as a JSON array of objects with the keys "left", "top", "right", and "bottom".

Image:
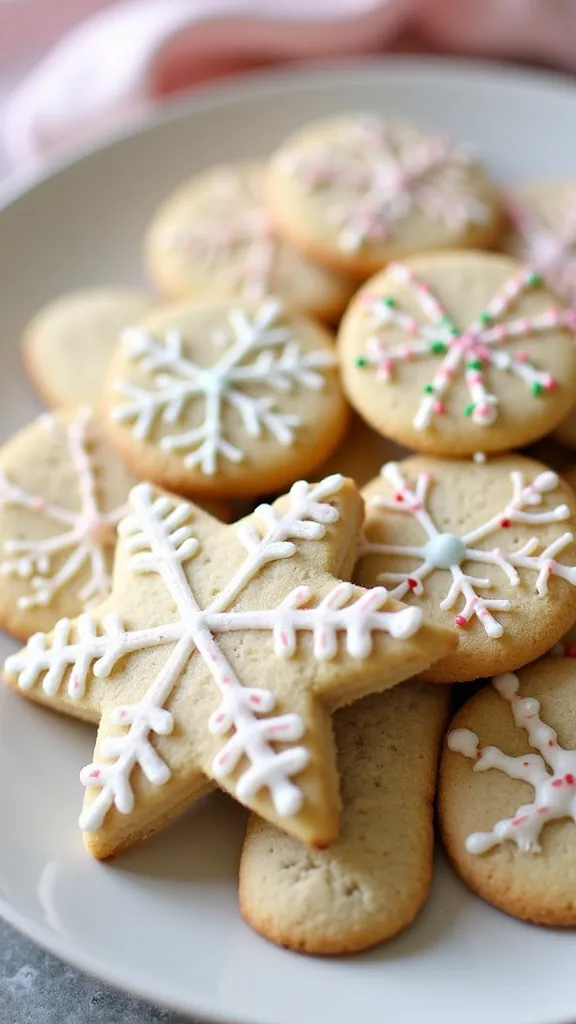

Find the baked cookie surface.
[
  {"left": 441, "top": 659, "right": 576, "bottom": 926},
  {"left": 22, "top": 287, "right": 153, "bottom": 408},
  {"left": 103, "top": 297, "right": 349, "bottom": 498},
  {"left": 0, "top": 407, "right": 137, "bottom": 640},
  {"left": 267, "top": 114, "right": 502, "bottom": 277},
  {"left": 338, "top": 251, "right": 576, "bottom": 456},
  {"left": 145, "top": 161, "right": 355, "bottom": 321},
  {"left": 240, "top": 682, "right": 449, "bottom": 954},
  {"left": 357, "top": 454, "right": 576, "bottom": 683}
]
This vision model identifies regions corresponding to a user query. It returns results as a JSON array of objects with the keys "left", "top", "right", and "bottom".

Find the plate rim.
[{"left": 2, "top": 53, "right": 576, "bottom": 1023}]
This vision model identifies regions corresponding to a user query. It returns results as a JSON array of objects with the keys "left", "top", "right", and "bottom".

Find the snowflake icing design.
[
  {"left": 449, "top": 672, "right": 576, "bottom": 854},
  {"left": 283, "top": 115, "right": 488, "bottom": 253},
  {"left": 508, "top": 187, "right": 576, "bottom": 305},
  {"left": 358, "top": 462, "right": 576, "bottom": 639},
  {"left": 0, "top": 408, "right": 127, "bottom": 610},
  {"left": 162, "top": 169, "right": 278, "bottom": 302},
  {"left": 355, "top": 261, "right": 576, "bottom": 430},
  {"left": 6, "top": 475, "right": 423, "bottom": 833},
  {"left": 112, "top": 298, "right": 336, "bottom": 475}
]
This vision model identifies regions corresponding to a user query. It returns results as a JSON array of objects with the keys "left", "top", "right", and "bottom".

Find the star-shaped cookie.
[{"left": 4, "top": 474, "right": 455, "bottom": 859}]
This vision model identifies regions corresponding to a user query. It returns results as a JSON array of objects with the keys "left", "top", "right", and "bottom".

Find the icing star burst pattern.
[
  {"left": 0, "top": 409, "right": 126, "bottom": 610},
  {"left": 449, "top": 672, "right": 576, "bottom": 854},
  {"left": 6, "top": 475, "right": 423, "bottom": 834},
  {"left": 359, "top": 462, "right": 576, "bottom": 639},
  {"left": 283, "top": 116, "right": 488, "bottom": 253},
  {"left": 162, "top": 169, "right": 278, "bottom": 302},
  {"left": 355, "top": 262, "right": 576, "bottom": 431},
  {"left": 508, "top": 188, "right": 576, "bottom": 305},
  {"left": 112, "top": 298, "right": 336, "bottom": 475}
]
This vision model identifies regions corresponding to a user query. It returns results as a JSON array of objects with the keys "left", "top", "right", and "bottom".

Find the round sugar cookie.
[
  {"left": 355, "top": 453, "right": 576, "bottom": 683},
  {"left": 502, "top": 180, "right": 576, "bottom": 305},
  {"left": 22, "top": 287, "right": 154, "bottom": 409},
  {"left": 103, "top": 296, "right": 349, "bottom": 499},
  {"left": 267, "top": 114, "right": 503, "bottom": 278},
  {"left": 145, "top": 161, "right": 355, "bottom": 321},
  {"left": 440, "top": 659, "right": 576, "bottom": 926},
  {"left": 0, "top": 407, "right": 138, "bottom": 640},
  {"left": 338, "top": 251, "right": 576, "bottom": 456}
]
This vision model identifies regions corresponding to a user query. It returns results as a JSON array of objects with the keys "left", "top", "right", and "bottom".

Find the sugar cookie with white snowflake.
[
  {"left": 356, "top": 454, "right": 576, "bottom": 683},
  {"left": 338, "top": 251, "right": 576, "bottom": 456},
  {"left": 440, "top": 658, "right": 576, "bottom": 926},
  {"left": 145, "top": 161, "right": 355, "bottom": 321},
  {"left": 267, "top": 114, "right": 503, "bottom": 277},
  {"left": 3, "top": 474, "right": 456, "bottom": 858},
  {"left": 0, "top": 407, "right": 139, "bottom": 640},
  {"left": 103, "top": 297, "right": 349, "bottom": 498},
  {"left": 23, "top": 287, "right": 154, "bottom": 409},
  {"left": 240, "top": 682, "right": 449, "bottom": 954}
]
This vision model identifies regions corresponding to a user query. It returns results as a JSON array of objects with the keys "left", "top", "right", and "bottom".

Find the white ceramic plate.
[{"left": 2, "top": 58, "right": 576, "bottom": 1024}]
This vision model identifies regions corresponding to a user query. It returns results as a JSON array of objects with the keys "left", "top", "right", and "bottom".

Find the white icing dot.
[{"left": 423, "top": 533, "right": 466, "bottom": 569}]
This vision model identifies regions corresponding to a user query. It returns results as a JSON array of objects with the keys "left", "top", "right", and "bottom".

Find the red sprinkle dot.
[
  {"left": 455, "top": 615, "right": 467, "bottom": 628},
  {"left": 434, "top": 401, "right": 445, "bottom": 415},
  {"left": 538, "top": 807, "right": 550, "bottom": 814},
  {"left": 523, "top": 761, "right": 530, "bottom": 766},
  {"left": 249, "top": 695, "right": 261, "bottom": 706},
  {"left": 545, "top": 377, "right": 558, "bottom": 391},
  {"left": 552, "top": 778, "right": 563, "bottom": 788},
  {"left": 548, "top": 740, "right": 556, "bottom": 748},
  {"left": 394, "top": 493, "right": 404, "bottom": 503},
  {"left": 90, "top": 770, "right": 100, "bottom": 779},
  {"left": 565, "top": 774, "right": 575, "bottom": 785},
  {"left": 499, "top": 518, "right": 511, "bottom": 528},
  {"left": 407, "top": 577, "right": 418, "bottom": 590},
  {"left": 512, "top": 815, "right": 528, "bottom": 826}
]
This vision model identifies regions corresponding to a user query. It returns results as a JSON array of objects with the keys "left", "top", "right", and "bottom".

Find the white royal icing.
[
  {"left": 448, "top": 672, "right": 576, "bottom": 854},
  {"left": 358, "top": 461, "right": 576, "bottom": 639},
  {"left": 0, "top": 408, "right": 127, "bottom": 610},
  {"left": 358, "top": 261, "right": 576, "bottom": 432},
  {"left": 112, "top": 298, "right": 337, "bottom": 475},
  {"left": 6, "top": 474, "right": 423, "bottom": 832},
  {"left": 284, "top": 114, "right": 487, "bottom": 253}
]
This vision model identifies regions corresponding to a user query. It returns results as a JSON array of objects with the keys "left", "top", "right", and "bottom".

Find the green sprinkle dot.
[
  {"left": 424, "top": 384, "right": 435, "bottom": 395},
  {"left": 382, "top": 297, "right": 396, "bottom": 308},
  {"left": 467, "top": 359, "right": 483, "bottom": 371},
  {"left": 448, "top": 325, "right": 460, "bottom": 338},
  {"left": 464, "top": 403, "right": 475, "bottom": 417},
  {"left": 478, "top": 312, "right": 493, "bottom": 326},
  {"left": 527, "top": 272, "right": 542, "bottom": 287},
  {"left": 429, "top": 341, "right": 447, "bottom": 354},
  {"left": 355, "top": 356, "right": 368, "bottom": 368},
  {"left": 531, "top": 381, "right": 543, "bottom": 396}
]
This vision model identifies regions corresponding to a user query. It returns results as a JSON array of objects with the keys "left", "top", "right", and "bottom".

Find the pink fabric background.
[{"left": 1, "top": 0, "right": 576, "bottom": 186}]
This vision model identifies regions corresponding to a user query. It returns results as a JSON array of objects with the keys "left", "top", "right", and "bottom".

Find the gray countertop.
[{"left": 0, "top": 918, "right": 191, "bottom": 1023}]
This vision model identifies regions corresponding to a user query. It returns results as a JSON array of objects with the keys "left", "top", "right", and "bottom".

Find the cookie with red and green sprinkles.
[{"left": 337, "top": 251, "right": 576, "bottom": 456}]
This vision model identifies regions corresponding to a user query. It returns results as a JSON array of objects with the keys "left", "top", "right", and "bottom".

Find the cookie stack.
[{"left": 4, "top": 111, "right": 576, "bottom": 955}]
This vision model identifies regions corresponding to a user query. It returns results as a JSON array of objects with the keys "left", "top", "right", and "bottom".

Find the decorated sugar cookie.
[
  {"left": 0, "top": 408, "right": 138, "bottom": 640},
  {"left": 3, "top": 474, "right": 455, "bottom": 858},
  {"left": 503, "top": 181, "right": 576, "bottom": 306},
  {"left": 103, "top": 297, "right": 348, "bottom": 498},
  {"left": 267, "top": 114, "right": 502, "bottom": 277},
  {"left": 240, "top": 682, "right": 449, "bottom": 954},
  {"left": 440, "top": 659, "right": 576, "bottom": 925},
  {"left": 22, "top": 287, "right": 153, "bottom": 409},
  {"left": 145, "top": 161, "right": 355, "bottom": 321},
  {"left": 356, "top": 454, "right": 576, "bottom": 683},
  {"left": 338, "top": 252, "right": 576, "bottom": 456}
]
